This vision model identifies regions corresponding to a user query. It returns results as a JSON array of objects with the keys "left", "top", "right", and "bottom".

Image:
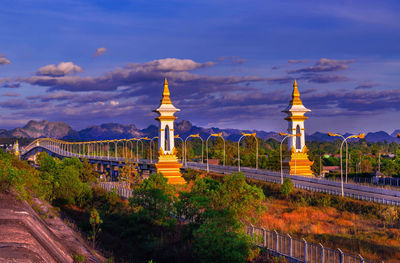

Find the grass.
[{"left": 236, "top": 177, "right": 400, "bottom": 262}]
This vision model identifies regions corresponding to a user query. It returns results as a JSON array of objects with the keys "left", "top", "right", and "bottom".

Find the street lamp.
[
  {"left": 174, "top": 135, "right": 184, "bottom": 163},
  {"left": 206, "top": 133, "right": 225, "bottom": 172},
  {"left": 237, "top": 132, "right": 258, "bottom": 172},
  {"left": 140, "top": 137, "right": 151, "bottom": 161},
  {"left": 328, "top": 132, "right": 365, "bottom": 197},
  {"left": 185, "top": 134, "right": 204, "bottom": 167},
  {"left": 327, "top": 133, "right": 350, "bottom": 183},
  {"left": 279, "top": 132, "right": 301, "bottom": 184},
  {"left": 150, "top": 136, "right": 158, "bottom": 163}
]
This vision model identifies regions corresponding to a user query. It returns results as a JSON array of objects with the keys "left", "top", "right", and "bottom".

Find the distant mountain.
[
  {"left": 307, "top": 132, "right": 336, "bottom": 142},
  {"left": 1, "top": 120, "right": 400, "bottom": 144},
  {"left": 0, "top": 120, "right": 78, "bottom": 139},
  {"left": 365, "top": 131, "right": 398, "bottom": 143},
  {"left": 78, "top": 123, "right": 143, "bottom": 140},
  {"left": 391, "top": 130, "right": 400, "bottom": 137}
]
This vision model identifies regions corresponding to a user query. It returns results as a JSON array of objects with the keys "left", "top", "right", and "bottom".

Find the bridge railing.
[
  {"left": 245, "top": 225, "right": 376, "bottom": 263},
  {"left": 98, "top": 182, "right": 133, "bottom": 198},
  {"left": 22, "top": 139, "right": 154, "bottom": 165}
]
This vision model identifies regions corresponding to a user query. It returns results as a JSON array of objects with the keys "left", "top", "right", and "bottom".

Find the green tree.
[
  {"left": 280, "top": 178, "right": 294, "bottom": 197},
  {"left": 130, "top": 173, "right": 176, "bottom": 225},
  {"left": 193, "top": 209, "right": 250, "bottom": 263},
  {"left": 89, "top": 208, "right": 103, "bottom": 248},
  {"left": 119, "top": 159, "right": 141, "bottom": 188},
  {"left": 80, "top": 158, "right": 98, "bottom": 183}
]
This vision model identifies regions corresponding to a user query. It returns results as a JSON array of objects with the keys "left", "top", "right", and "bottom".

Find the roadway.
[{"left": 185, "top": 162, "right": 400, "bottom": 205}]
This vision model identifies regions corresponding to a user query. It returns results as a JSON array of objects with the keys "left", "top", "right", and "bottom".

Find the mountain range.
[{"left": 0, "top": 120, "right": 399, "bottom": 143}]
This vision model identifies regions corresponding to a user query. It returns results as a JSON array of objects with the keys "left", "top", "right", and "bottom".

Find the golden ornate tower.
[
  {"left": 14, "top": 140, "right": 20, "bottom": 157},
  {"left": 282, "top": 80, "right": 314, "bottom": 176},
  {"left": 153, "top": 78, "right": 186, "bottom": 184}
]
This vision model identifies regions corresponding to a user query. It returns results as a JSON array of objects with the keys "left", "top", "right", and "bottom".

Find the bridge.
[
  {"left": 15, "top": 79, "right": 400, "bottom": 205},
  {"left": 21, "top": 136, "right": 400, "bottom": 206}
]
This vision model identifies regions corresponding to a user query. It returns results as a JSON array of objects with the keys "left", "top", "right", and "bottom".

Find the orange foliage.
[{"left": 259, "top": 197, "right": 400, "bottom": 262}]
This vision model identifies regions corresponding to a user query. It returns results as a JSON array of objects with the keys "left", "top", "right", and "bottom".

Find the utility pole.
[
  {"left": 349, "top": 154, "right": 351, "bottom": 174},
  {"left": 378, "top": 152, "right": 381, "bottom": 172},
  {"left": 319, "top": 154, "right": 322, "bottom": 176}
]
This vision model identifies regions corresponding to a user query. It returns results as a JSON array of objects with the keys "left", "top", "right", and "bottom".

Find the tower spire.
[
  {"left": 290, "top": 79, "right": 303, "bottom": 106},
  {"left": 282, "top": 80, "right": 313, "bottom": 177},
  {"left": 161, "top": 78, "right": 172, "bottom": 104},
  {"left": 154, "top": 78, "right": 184, "bottom": 184}
]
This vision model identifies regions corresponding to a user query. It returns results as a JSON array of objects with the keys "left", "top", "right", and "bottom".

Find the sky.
[{"left": 0, "top": 0, "right": 400, "bottom": 134}]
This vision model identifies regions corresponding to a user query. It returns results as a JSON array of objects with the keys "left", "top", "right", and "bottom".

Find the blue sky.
[{"left": 0, "top": 0, "right": 400, "bottom": 134}]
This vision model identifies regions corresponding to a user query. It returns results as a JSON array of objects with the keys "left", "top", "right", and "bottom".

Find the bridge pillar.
[
  {"left": 282, "top": 80, "right": 314, "bottom": 177},
  {"left": 153, "top": 79, "right": 185, "bottom": 184}
]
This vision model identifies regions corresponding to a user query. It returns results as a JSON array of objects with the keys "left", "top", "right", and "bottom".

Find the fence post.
[
  {"left": 251, "top": 225, "right": 255, "bottom": 238},
  {"left": 358, "top": 254, "right": 364, "bottom": 263},
  {"left": 288, "top": 234, "right": 292, "bottom": 257},
  {"left": 274, "top": 230, "right": 279, "bottom": 252},
  {"left": 262, "top": 227, "right": 267, "bottom": 247},
  {"left": 338, "top": 248, "right": 344, "bottom": 263},
  {"left": 319, "top": 243, "right": 324, "bottom": 263},
  {"left": 303, "top": 238, "right": 307, "bottom": 263}
]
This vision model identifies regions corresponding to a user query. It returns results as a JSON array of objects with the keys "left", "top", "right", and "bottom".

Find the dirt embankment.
[{"left": 0, "top": 191, "right": 105, "bottom": 263}]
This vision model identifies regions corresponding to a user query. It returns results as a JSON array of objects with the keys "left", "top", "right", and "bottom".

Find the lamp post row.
[
  {"left": 29, "top": 132, "right": 262, "bottom": 174},
  {"left": 27, "top": 131, "right": 370, "bottom": 199}
]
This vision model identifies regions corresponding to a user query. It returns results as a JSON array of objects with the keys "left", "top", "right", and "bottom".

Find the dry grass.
[{"left": 258, "top": 199, "right": 400, "bottom": 262}]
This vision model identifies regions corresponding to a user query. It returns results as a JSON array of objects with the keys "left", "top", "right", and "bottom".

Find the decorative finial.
[
  {"left": 290, "top": 79, "right": 302, "bottom": 105},
  {"left": 161, "top": 78, "right": 172, "bottom": 104}
]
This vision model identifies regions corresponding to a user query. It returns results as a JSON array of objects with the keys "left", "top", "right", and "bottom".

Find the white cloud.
[
  {"left": 110, "top": 100, "right": 119, "bottom": 106},
  {"left": 0, "top": 55, "right": 11, "bottom": 65},
  {"left": 94, "top": 47, "right": 107, "bottom": 57},
  {"left": 37, "top": 62, "right": 83, "bottom": 76}
]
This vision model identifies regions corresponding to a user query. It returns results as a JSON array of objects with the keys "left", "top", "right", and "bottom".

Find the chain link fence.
[{"left": 246, "top": 225, "right": 376, "bottom": 263}]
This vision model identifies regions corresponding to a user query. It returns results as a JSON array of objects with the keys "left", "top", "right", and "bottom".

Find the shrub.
[
  {"left": 73, "top": 253, "right": 85, "bottom": 263},
  {"left": 280, "top": 178, "right": 294, "bottom": 197}
]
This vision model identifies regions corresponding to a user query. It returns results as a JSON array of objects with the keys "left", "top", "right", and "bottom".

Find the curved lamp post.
[
  {"left": 237, "top": 132, "right": 258, "bottom": 172},
  {"left": 185, "top": 134, "right": 204, "bottom": 167},
  {"left": 328, "top": 132, "right": 365, "bottom": 197},
  {"left": 132, "top": 138, "right": 144, "bottom": 162},
  {"left": 126, "top": 139, "right": 135, "bottom": 161},
  {"left": 140, "top": 137, "right": 151, "bottom": 161},
  {"left": 150, "top": 136, "right": 158, "bottom": 163},
  {"left": 279, "top": 132, "right": 301, "bottom": 184},
  {"left": 206, "top": 133, "right": 225, "bottom": 172},
  {"left": 327, "top": 133, "right": 349, "bottom": 183},
  {"left": 174, "top": 135, "right": 184, "bottom": 163}
]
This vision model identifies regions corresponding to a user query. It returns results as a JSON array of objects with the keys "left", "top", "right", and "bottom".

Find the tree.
[
  {"left": 89, "top": 208, "right": 103, "bottom": 248},
  {"left": 130, "top": 173, "right": 176, "bottom": 225},
  {"left": 37, "top": 152, "right": 60, "bottom": 201},
  {"left": 119, "top": 159, "right": 141, "bottom": 189},
  {"left": 280, "top": 178, "right": 294, "bottom": 198},
  {"left": 193, "top": 209, "right": 250, "bottom": 263},
  {"left": 213, "top": 172, "right": 265, "bottom": 220},
  {"left": 80, "top": 158, "right": 99, "bottom": 183},
  {"left": 382, "top": 206, "right": 399, "bottom": 229}
]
